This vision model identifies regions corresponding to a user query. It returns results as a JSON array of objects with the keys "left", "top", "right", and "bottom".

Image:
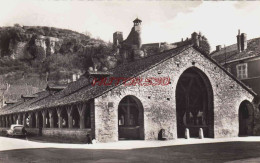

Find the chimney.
[
  {"left": 241, "top": 33, "right": 247, "bottom": 51},
  {"left": 72, "top": 74, "right": 77, "bottom": 82},
  {"left": 191, "top": 32, "right": 199, "bottom": 47},
  {"left": 216, "top": 45, "right": 222, "bottom": 52},
  {"left": 237, "top": 30, "right": 241, "bottom": 52}
]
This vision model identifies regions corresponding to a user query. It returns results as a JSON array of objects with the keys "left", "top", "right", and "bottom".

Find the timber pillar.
[
  {"left": 66, "top": 106, "right": 73, "bottom": 129},
  {"left": 77, "top": 103, "right": 86, "bottom": 129},
  {"left": 49, "top": 110, "right": 54, "bottom": 128},
  {"left": 42, "top": 110, "right": 47, "bottom": 128}
]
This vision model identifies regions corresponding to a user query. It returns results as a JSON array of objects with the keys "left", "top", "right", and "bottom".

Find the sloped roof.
[
  {"left": 211, "top": 37, "right": 260, "bottom": 63},
  {"left": 0, "top": 91, "right": 49, "bottom": 115},
  {"left": 0, "top": 44, "right": 256, "bottom": 115},
  {"left": 133, "top": 18, "right": 142, "bottom": 23}
]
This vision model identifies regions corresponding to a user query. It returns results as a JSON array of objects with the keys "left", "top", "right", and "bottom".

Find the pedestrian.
[{"left": 86, "top": 134, "right": 92, "bottom": 144}]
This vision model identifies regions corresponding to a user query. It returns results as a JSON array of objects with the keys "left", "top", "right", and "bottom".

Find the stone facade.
[{"left": 94, "top": 47, "right": 254, "bottom": 143}]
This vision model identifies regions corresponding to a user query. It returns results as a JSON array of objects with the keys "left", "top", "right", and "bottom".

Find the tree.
[
  {"left": 83, "top": 30, "right": 92, "bottom": 38},
  {"left": 14, "top": 23, "right": 21, "bottom": 28},
  {"left": 199, "top": 35, "right": 211, "bottom": 55}
]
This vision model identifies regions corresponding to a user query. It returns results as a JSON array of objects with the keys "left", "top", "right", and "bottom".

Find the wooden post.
[
  {"left": 77, "top": 103, "right": 86, "bottom": 129},
  {"left": 35, "top": 112, "right": 39, "bottom": 128},
  {"left": 6, "top": 116, "right": 9, "bottom": 128},
  {"left": 66, "top": 106, "right": 73, "bottom": 129},
  {"left": 18, "top": 114, "right": 22, "bottom": 125},
  {"left": 23, "top": 113, "right": 26, "bottom": 127},
  {"left": 48, "top": 110, "right": 54, "bottom": 128},
  {"left": 56, "top": 107, "right": 63, "bottom": 128},
  {"left": 41, "top": 110, "right": 47, "bottom": 128},
  {"left": 90, "top": 100, "right": 95, "bottom": 139},
  {"left": 28, "top": 113, "right": 33, "bottom": 128},
  {"left": 2, "top": 116, "right": 4, "bottom": 127}
]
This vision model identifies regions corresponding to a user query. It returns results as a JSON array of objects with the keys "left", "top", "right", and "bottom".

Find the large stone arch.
[
  {"left": 118, "top": 95, "right": 144, "bottom": 140},
  {"left": 175, "top": 66, "right": 214, "bottom": 138},
  {"left": 238, "top": 100, "right": 254, "bottom": 136}
]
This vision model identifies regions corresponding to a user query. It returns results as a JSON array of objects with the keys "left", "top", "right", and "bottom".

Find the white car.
[{"left": 6, "top": 124, "right": 27, "bottom": 137}]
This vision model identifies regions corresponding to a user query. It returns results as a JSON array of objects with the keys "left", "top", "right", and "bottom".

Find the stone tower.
[
  {"left": 113, "top": 31, "right": 123, "bottom": 47},
  {"left": 133, "top": 18, "right": 142, "bottom": 49}
]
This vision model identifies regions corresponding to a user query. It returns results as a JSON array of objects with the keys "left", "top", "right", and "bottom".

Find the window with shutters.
[{"left": 236, "top": 63, "right": 248, "bottom": 79}]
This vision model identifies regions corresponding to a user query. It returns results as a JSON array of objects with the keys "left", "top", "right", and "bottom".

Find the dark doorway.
[
  {"left": 38, "top": 112, "right": 43, "bottom": 128},
  {"left": 61, "top": 109, "right": 68, "bottom": 128},
  {"left": 72, "top": 108, "right": 80, "bottom": 128},
  {"left": 31, "top": 112, "right": 36, "bottom": 128},
  {"left": 239, "top": 100, "right": 253, "bottom": 136},
  {"left": 118, "top": 95, "right": 144, "bottom": 140},
  {"left": 52, "top": 110, "right": 58, "bottom": 128},
  {"left": 176, "top": 67, "right": 214, "bottom": 138}
]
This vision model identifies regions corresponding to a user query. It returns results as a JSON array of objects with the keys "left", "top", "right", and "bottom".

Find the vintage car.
[{"left": 6, "top": 124, "right": 27, "bottom": 137}]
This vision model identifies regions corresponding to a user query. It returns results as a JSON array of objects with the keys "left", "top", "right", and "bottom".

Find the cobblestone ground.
[{"left": 1, "top": 137, "right": 260, "bottom": 162}]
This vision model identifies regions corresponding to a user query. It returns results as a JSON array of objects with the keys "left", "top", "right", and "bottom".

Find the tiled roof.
[
  {"left": 0, "top": 91, "right": 50, "bottom": 115},
  {"left": 211, "top": 37, "right": 260, "bottom": 63},
  {"left": 0, "top": 44, "right": 256, "bottom": 115}
]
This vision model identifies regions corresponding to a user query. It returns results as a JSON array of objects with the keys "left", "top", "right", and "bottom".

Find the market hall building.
[{"left": 0, "top": 19, "right": 258, "bottom": 143}]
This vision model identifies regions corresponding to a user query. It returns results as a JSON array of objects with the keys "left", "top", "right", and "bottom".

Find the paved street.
[{"left": 1, "top": 137, "right": 260, "bottom": 162}]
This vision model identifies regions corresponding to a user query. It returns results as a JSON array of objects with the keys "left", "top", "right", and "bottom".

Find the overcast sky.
[{"left": 1, "top": 0, "right": 260, "bottom": 52}]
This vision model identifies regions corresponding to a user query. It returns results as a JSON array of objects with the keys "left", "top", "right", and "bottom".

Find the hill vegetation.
[
  {"left": 0, "top": 24, "right": 118, "bottom": 105},
  {"left": 0, "top": 24, "right": 116, "bottom": 84}
]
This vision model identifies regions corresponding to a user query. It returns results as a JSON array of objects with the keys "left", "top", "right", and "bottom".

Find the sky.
[{"left": 1, "top": 0, "right": 260, "bottom": 52}]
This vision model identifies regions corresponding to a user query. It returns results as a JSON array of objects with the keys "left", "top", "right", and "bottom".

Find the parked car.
[{"left": 6, "top": 124, "right": 27, "bottom": 137}]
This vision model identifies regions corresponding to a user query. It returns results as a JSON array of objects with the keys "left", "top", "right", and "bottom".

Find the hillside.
[{"left": 0, "top": 24, "right": 118, "bottom": 107}]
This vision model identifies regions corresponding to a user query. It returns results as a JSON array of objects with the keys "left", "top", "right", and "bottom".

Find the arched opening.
[
  {"left": 61, "top": 109, "right": 68, "bottom": 128},
  {"left": 118, "top": 95, "right": 144, "bottom": 140},
  {"left": 72, "top": 108, "right": 80, "bottom": 128},
  {"left": 239, "top": 100, "right": 253, "bottom": 136},
  {"left": 176, "top": 67, "right": 214, "bottom": 138}
]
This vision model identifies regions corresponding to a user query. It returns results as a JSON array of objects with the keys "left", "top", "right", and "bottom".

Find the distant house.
[{"left": 211, "top": 30, "right": 260, "bottom": 97}]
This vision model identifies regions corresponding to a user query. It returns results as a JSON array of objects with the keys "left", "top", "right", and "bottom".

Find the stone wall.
[
  {"left": 42, "top": 128, "right": 91, "bottom": 141},
  {"left": 252, "top": 99, "right": 260, "bottom": 135},
  {"left": 26, "top": 128, "right": 40, "bottom": 136},
  {"left": 94, "top": 47, "right": 254, "bottom": 143},
  {"left": 0, "top": 128, "right": 7, "bottom": 136}
]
